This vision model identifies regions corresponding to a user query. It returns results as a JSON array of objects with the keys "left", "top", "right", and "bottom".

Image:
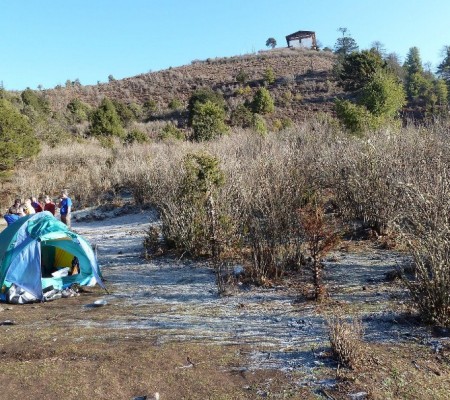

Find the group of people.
[{"left": 3, "top": 190, "right": 72, "bottom": 228}]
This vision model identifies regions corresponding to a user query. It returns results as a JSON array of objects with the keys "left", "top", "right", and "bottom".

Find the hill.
[{"left": 43, "top": 47, "right": 341, "bottom": 127}]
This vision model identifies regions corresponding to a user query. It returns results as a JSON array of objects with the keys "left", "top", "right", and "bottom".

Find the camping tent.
[{"left": 0, "top": 211, "right": 104, "bottom": 303}]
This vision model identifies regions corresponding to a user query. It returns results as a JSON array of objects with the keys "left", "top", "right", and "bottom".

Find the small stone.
[{"left": 349, "top": 391, "right": 368, "bottom": 400}]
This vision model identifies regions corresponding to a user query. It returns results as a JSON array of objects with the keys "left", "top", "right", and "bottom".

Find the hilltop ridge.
[{"left": 43, "top": 47, "right": 341, "bottom": 125}]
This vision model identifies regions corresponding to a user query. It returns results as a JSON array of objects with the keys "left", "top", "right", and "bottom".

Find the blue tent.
[{"left": 0, "top": 211, "right": 104, "bottom": 302}]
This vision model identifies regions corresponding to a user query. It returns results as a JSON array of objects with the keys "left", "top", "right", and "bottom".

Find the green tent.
[{"left": 0, "top": 211, "right": 104, "bottom": 302}]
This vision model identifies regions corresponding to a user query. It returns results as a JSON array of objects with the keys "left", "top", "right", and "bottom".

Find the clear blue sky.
[{"left": 1, "top": 0, "right": 450, "bottom": 91}]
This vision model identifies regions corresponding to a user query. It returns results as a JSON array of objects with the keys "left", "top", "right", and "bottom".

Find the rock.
[{"left": 349, "top": 391, "right": 368, "bottom": 400}]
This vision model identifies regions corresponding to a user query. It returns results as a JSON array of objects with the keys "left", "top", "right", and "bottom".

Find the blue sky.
[{"left": 1, "top": 0, "right": 450, "bottom": 90}]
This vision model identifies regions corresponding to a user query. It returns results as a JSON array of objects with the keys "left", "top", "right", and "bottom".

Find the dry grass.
[{"left": 327, "top": 316, "right": 366, "bottom": 370}]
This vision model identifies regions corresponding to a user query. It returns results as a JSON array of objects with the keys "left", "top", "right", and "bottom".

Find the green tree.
[
  {"left": 143, "top": 99, "right": 158, "bottom": 118},
  {"left": 404, "top": 47, "right": 423, "bottom": 76},
  {"left": 433, "top": 78, "right": 448, "bottom": 106},
  {"left": 191, "top": 100, "right": 228, "bottom": 141},
  {"left": 112, "top": 99, "right": 136, "bottom": 126},
  {"left": 188, "top": 88, "right": 225, "bottom": 126},
  {"left": 67, "top": 98, "right": 91, "bottom": 123},
  {"left": 251, "top": 113, "right": 267, "bottom": 136},
  {"left": 335, "top": 71, "right": 405, "bottom": 135},
  {"left": 359, "top": 71, "right": 406, "bottom": 118},
  {"left": 334, "top": 27, "right": 358, "bottom": 56},
  {"left": 21, "top": 88, "right": 50, "bottom": 114},
  {"left": 339, "top": 50, "right": 386, "bottom": 91},
  {"left": 0, "top": 99, "right": 40, "bottom": 172},
  {"left": 161, "top": 152, "right": 225, "bottom": 258},
  {"left": 403, "top": 47, "right": 427, "bottom": 101},
  {"left": 89, "top": 97, "right": 125, "bottom": 138},
  {"left": 266, "top": 37, "right": 277, "bottom": 49},
  {"left": 437, "top": 46, "right": 450, "bottom": 82},
  {"left": 335, "top": 99, "right": 374, "bottom": 136},
  {"left": 437, "top": 46, "right": 450, "bottom": 102},
  {"left": 251, "top": 87, "right": 275, "bottom": 114}
]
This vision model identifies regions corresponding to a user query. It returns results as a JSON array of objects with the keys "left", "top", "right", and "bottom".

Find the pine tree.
[
  {"left": 89, "top": 97, "right": 125, "bottom": 138},
  {"left": 334, "top": 27, "right": 358, "bottom": 56}
]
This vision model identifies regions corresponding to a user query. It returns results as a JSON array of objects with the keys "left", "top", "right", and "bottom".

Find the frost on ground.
[{"left": 72, "top": 207, "right": 424, "bottom": 375}]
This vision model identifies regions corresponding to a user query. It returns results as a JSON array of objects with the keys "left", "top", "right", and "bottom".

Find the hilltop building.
[{"left": 286, "top": 30, "right": 317, "bottom": 50}]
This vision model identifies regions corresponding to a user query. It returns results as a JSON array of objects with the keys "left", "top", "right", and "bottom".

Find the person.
[
  {"left": 59, "top": 189, "right": 72, "bottom": 228},
  {"left": 70, "top": 256, "right": 80, "bottom": 275},
  {"left": 43, "top": 195, "right": 56, "bottom": 215},
  {"left": 23, "top": 199, "right": 36, "bottom": 215},
  {"left": 3, "top": 207, "right": 20, "bottom": 226},
  {"left": 10, "top": 199, "right": 21, "bottom": 214},
  {"left": 30, "top": 196, "right": 43, "bottom": 213}
]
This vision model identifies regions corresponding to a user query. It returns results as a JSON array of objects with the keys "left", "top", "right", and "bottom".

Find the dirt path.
[{"left": 71, "top": 208, "right": 423, "bottom": 379}]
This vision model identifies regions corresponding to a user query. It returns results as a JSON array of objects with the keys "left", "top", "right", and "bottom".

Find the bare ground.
[{"left": 1, "top": 207, "right": 449, "bottom": 399}]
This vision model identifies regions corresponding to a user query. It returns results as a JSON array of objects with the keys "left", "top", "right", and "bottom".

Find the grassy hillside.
[{"left": 43, "top": 47, "right": 340, "bottom": 125}]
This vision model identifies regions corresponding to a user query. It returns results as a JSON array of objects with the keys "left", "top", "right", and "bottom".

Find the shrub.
[
  {"left": 168, "top": 98, "right": 183, "bottom": 110},
  {"left": 89, "top": 97, "right": 125, "bottom": 138},
  {"left": 143, "top": 99, "right": 158, "bottom": 115},
  {"left": 236, "top": 69, "right": 249, "bottom": 85},
  {"left": 188, "top": 88, "right": 226, "bottom": 126},
  {"left": 251, "top": 87, "right": 275, "bottom": 114},
  {"left": 0, "top": 98, "right": 40, "bottom": 174},
  {"left": 230, "top": 104, "right": 253, "bottom": 128},
  {"left": 359, "top": 71, "right": 406, "bottom": 118},
  {"left": 124, "top": 129, "right": 149, "bottom": 145},
  {"left": 251, "top": 113, "right": 267, "bottom": 136},
  {"left": 235, "top": 85, "right": 252, "bottom": 97},
  {"left": 263, "top": 67, "right": 276, "bottom": 85},
  {"left": 159, "top": 152, "right": 225, "bottom": 258},
  {"left": 112, "top": 99, "right": 137, "bottom": 126},
  {"left": 328, "top": 316, "right": 365, "bottom": 370},
  {"left": 334, "top": 99, "right": 373, "bottom": 135},
  {"left": 339, "top": 50, "right": 386, "bottom": 91},
  {"left": 328, "top": 131, "right": 407, "bottom": 235},
  {"left": 67, "top": 98, "right": 91, "bottom": 123},
  {"left": 21, "top": 88, "right": 50, "bottom": 115},
  {"left": 395, "top": 169, "right": 450, "bottom": 327},
  {"left": 159, "top": 123, "right": 184, "bottom": 141},
  {"left": 191, "top": 101, "right": 228, "bottom": 141}
]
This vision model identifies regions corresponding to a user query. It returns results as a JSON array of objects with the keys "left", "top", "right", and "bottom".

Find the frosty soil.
[{"left": 60, "top": 208, "right": 428, "bottom": 377}]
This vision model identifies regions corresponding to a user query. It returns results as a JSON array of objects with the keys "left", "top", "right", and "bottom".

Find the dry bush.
[
  {"left": 9, "top": 118, "right": 450, "bottom": 300},
  {"left": 395, "top": 154, "right": 450, "bottom": 327},
  {"left": 299, "top": 197, "right": 341, "bottom": 301},
  {"left": 9, "top": 140, "right": 122, "bottom": 207},
  {"left": 325, "top": 127, "right": 441, "bottom": 236},
  {"left": 327, "top": 315, "right": 365, "bottom": 370}
]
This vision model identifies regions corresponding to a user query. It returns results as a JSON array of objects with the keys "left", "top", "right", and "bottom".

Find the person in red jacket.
[
  {"left": 30, "top": 196, "right": 43, "bottom": 213},
  {"left": 43, "top": 195, "right": 56, "bottom": 216}
]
